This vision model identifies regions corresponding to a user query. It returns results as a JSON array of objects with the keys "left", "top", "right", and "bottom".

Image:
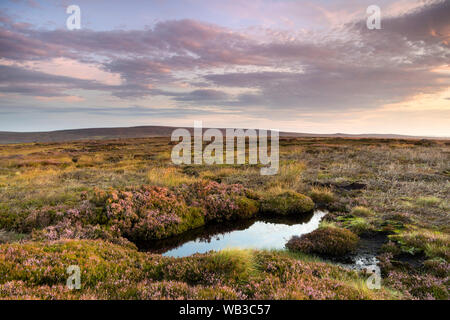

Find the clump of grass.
[
  {"left": 415, "top": 196, "right": 442, "bottom": 207},
  {"left": 199, "top": 167, "right": 239, "bottom": 180},
  {"left": 309, "top": 186, "right": 335, "bottom": 204},
  {"left": 212, "top": 249, "right": 258, "bottom": 282},
  {"left": 384, "top": 212, "right": 412, "bottom": 223},
  {"left": 390, "top": 229, "right": 450, "bottom": 261},
  {"left": 0, "top": 229, "right": 28, "bottom": 243},
  {"left": 260, "top": 191, "right": 314, "bottom": 215},
  {"left": 147, "top": 167, "right": 197, "bottom": 187},
  {"left": 270, "top": 161, "right": 305, "bottom": 189},
  {"left": 319, "top": 220, "right": 338, "bottom": 229},
  {"left": 286, "top": 226, "right": 359, "bottom": 256},
  {"left": 350, "top": 206, "right": 374, "bottom": 217},
  {"left": 380, "top": 241, "right": 402, "bottom": 255},
  {"left": 340, "top": 216, "right": 375, "bottom": 235}
]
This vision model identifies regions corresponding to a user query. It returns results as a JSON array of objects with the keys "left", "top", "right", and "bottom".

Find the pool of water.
[{"left": 139, "top": 210, "right": 327, "bottom": 257}]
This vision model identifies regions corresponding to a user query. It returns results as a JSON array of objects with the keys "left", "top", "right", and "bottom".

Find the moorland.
[{"left": 0, "top": 136, "right": 448, "bottom": 299}]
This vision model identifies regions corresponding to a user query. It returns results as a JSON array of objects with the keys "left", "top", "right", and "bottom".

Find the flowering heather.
[
  {"left": 0, "top": 240, "right": 396, "bottom": 300},
  {"left": 104, "top": 186, "right": 197, "bottom": 241},
  {"left": 31, "top": 218, "right": 135, "bottom": 249},
  {"left": 22, "top": 182, "right": 259, "bottom": 244},
  {"left": 20, "top": 205, "right": 67, "bottom": 233},
  {"left": 127, "top": 280, "right": 246, "bottom": 300},
  {"left": 378, "top": 252, "right": 449, "bottom": 300},
  {"left": 0, "top": 281, "right": 78, "bottom": 300},
  {"left": 1, "top": 137, "right": 448, "bottom": 300},
  {"left": 176, "top": 181, "right": 259, "bottom": 221},
  {"left": 286, "top": 226, "right": 359, "bottom": 256},
  {"left": 383, "top": 270, "right": 449, "bottom": 300},
  {"left": 423, "top": 259, "right": 450, "bottom": 278}
]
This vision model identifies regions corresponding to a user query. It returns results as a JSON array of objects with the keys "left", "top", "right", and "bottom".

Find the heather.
[
  {"left": 176, "top": 181, "right": 259, "bottom": 221},
  {"left": 286, "top": 226, "right": 359, "bottom": 256},
  {"left": 0, "top": 137, "right": 448, "bottom": 299},
  {"left": 378, "top": 253, "right": 449, "bottom": 300},
  {"left": 0, "top": 240, "right": 396, "bottom": 300},
  {"left": 28, "top": 182, "right": 259, "bottom": 244}
]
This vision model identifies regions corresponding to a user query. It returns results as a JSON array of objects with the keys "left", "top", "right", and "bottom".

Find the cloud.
[
  {"left": 173, "top": 89, "right": 231, "bottom": 102},
  {"left": 0, "top": 104, "right": 230, "bottom": 118},
  {"left": 0, "top": 64, "right": 158, "bottom": 98},
  {"left": 354, "top": 0, "right": 450, "bottom": 46},
  {"left": 0, "top": 1, "right": 449, "bottom": 116}
]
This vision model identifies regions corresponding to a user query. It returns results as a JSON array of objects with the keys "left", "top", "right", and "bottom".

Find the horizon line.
[{"left": 1, "top": 124, "right": 449, "bottom": 139}]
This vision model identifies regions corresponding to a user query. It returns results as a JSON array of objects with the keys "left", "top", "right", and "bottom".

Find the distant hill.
[{"left": 0, "top": 126, "right": 447, "bottom": 144}]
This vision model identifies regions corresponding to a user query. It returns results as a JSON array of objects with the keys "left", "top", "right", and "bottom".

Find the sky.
[{"left": 0, "top": 0, "right": 449, "bottom": 136}]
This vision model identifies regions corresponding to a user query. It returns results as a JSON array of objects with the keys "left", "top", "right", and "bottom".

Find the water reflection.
[{"left": 139, "top": 211, "right": 327, "bottom": 258}]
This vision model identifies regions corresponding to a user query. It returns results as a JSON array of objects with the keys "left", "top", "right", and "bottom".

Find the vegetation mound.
[
  {"left": 31, "top": 182, "right": 259, "bottom": 243},
  {"left": 0, "top": 240, "right": 396, "bottom": 300},
  {"left": 260, "top": 191, "right": 314, "bottom": 215},
  {"left": 286, "top": 226, "right": 359, "bottom": 256}
]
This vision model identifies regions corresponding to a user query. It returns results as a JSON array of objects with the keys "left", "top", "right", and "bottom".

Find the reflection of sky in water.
[{"left": 164, "top": 211, "right": 327, "bottom": 258}]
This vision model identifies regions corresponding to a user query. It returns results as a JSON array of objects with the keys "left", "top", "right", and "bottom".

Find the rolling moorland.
[
  {"left": 0, "top": 126, "right": 440, "bottom": 144},
  {"left": 0, "top": 136, "right": 448, "bottom": 299}
]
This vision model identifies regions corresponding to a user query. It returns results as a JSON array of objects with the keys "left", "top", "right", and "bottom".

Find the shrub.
[
  {"left": 260, "top": 191, "right": 314, "bottom": 215},
  {"left": 31, "top": 219, "right": 136, "bottom": 249},
  {"left": 380, "top": 241, "right": 402, "bottom": 255},
  {"left": 23, "top": 182, "right": 259, "bottom": 244},
  {"left": 384, "top": 212, "right": 412, "bottom": 223},
  {"left": 286, "top": 226, "right": 359, "bottom": 256},
  {"left": 384, "top": 270, "right": 448, "bottom": 300},
  {"left": 20, "top": 206, "right": 66, "bottom": 233},
  {"left": 104, "top": 186, "right": 201, "bottom": 241},
  {"left": 177, "top": 181, "right": 258, "bottom": 221},
  {"left": 0, "top": 240, "right": 146, "bottom": 288},
  {"left": 0, "top": 240, "right": 396, "bottom": 300},
  {"left": 423, "top": 259, "right": 450, "bottom": 278}
]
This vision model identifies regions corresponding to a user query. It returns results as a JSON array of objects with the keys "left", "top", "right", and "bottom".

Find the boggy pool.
[{"left": 139, "top": 210, "right": 327, "bottom": 257}]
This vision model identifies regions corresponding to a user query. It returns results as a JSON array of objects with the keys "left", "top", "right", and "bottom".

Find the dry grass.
[{"left": 147, "top": 167, "right": 198, "bottom": 187}]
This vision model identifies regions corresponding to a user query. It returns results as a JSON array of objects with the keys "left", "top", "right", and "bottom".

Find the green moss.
[
  {"left": 260, "top": 191, "right": 314, "bottom": 215},
  {"left": 390, "top": 229, "right": 450, "bottom": 261},
  {"left": 338, "top": 216, "right": 375, "bottom": 235},
  {"left": 179, "top": 207, "right": 204, "bottom": 231},
  {"left": 235, "top": 197, "right": 259, "bottom": 219}
]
